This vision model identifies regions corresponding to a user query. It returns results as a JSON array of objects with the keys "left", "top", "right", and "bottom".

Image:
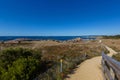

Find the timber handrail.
[{"left": 102, "top": 52, "right": 120, "bottom": 80}]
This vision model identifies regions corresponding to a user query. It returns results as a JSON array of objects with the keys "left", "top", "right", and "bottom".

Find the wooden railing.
[{"left": 102, "top": 52, "right": 120, "bottom": 80}]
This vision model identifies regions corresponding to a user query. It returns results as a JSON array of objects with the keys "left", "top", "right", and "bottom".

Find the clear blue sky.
[{"left": 0, "top": 0, "right": 120, "bottom": 36}]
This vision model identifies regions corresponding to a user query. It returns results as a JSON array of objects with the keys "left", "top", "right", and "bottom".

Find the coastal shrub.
[
  {"left": 0, "top": 57, "right": 39, "bottom": 80},
  {"left": 112, "top": 54, "right": 120, "bottom": 61},
  {"left": 0, "top": 48, "right": 42, "bottom": 80}
]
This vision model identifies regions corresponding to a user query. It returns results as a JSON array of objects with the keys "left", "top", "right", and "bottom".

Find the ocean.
[{"left": 0, "top": 36, "right": 97, "bottom": 41}]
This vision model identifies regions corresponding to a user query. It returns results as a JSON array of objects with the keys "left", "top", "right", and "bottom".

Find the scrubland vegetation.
[
  {"left": 102, "top": 35, "right": 120, "bottom": 52},
  {"left": 102, "top": 39, "right": 120, "bottom": 52},
  {"left": 0, "top": 48, "right": 42, "bottom": 80},
  {"left": 102, "top": 35, "right": 120, "bottom": 39},
  {"left": 102, "top": 38, "right": 120, "bottom": 62},
  {"left": 113, "top": 54, "right": 120, "bottom": 61},
  {"left": 0, "top": 40, "right": 108, "bottom": 80}
]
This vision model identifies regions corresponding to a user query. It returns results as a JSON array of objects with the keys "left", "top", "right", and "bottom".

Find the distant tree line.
[{"left": 102, "top": 35, "right": 120, "bottom": 39}]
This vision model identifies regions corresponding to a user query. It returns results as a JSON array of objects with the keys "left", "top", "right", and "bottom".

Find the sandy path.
[
  {"left": 66, "top": 46, "right": 116, "bottom": 80},
  {"left": 105, "top": 46, "right": 117, "bottom": 57}
]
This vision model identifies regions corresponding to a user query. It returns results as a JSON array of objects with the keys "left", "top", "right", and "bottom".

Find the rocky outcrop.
[
  {"left": 5, "top": 38, "right": 31, "bottom": 43},
  {"left": 67, "top": 37, "right": 82, "bottom": 43}
]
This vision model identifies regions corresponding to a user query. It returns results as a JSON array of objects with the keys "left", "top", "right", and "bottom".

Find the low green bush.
[
  {"left": 112, "top": 53, "right": 120, "bottom": 61},
  {"left": 0, "top": 48, "right": 42, "bottom": 80}
]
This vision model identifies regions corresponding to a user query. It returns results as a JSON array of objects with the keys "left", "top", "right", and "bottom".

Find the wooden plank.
[{"left": 102, "top": 52, "right": 120, "bottom": 80}]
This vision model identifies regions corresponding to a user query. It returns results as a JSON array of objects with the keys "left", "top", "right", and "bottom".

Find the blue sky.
[{"left": 0, "top": 0, "right": 120, "bottom": 36}]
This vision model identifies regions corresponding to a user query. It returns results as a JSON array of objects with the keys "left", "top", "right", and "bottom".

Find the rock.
[{"left": 67, "top": 37, "right": 82, "bottom": 43}]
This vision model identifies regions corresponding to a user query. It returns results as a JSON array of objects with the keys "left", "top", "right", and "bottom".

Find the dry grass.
[
  {"left": 0, "top": 41, "right": 33, "bottom": 50},
  {"left": 102, "top": 39, "right": 120, "bottom": 62},
  {"left": 102, "top": 39, "right": 120, "bottom": 52}
]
